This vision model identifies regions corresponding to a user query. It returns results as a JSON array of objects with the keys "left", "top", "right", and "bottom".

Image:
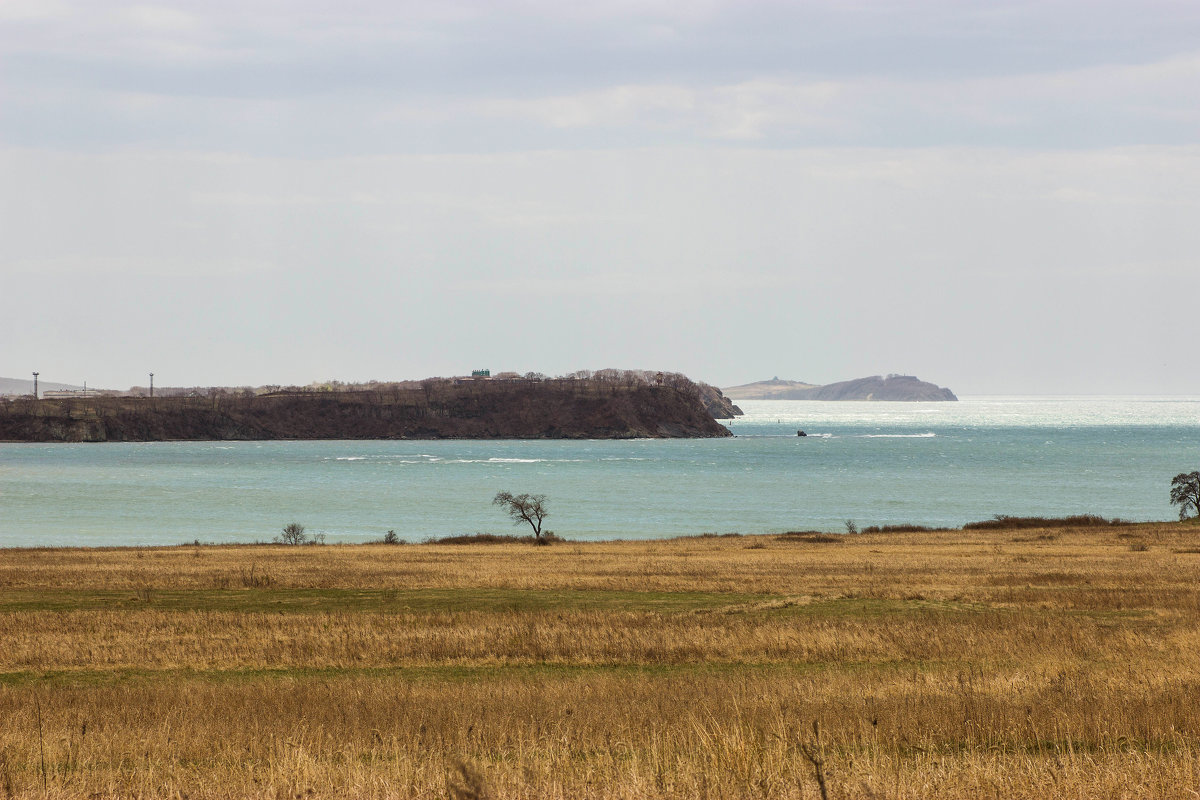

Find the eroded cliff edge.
[{"left": 0, "top": 376, "right": 733, "bottom": 442}]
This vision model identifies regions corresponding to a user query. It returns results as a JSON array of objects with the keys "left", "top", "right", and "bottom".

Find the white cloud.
[
  {"left": 11, "top": 50, "right": 1196, "bottom": 155},
  {"left": 123, "top": 5, "right": 202, "bottom": 33},
  {"left": 477, "top": 79, "right": 845, "bottom": 140},
  {"left": 461, "top": 54, "right": 1200, "bottom": 146},
  {"left": 0, "top": 0, "right": 70, "bottom": 21},
  {"left": 481, "top": 85, "right": 697, "bottom": 130}
]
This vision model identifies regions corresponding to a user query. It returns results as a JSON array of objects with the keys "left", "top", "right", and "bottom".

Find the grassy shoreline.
[{"left": 3, "top": 521, "right": 1200, "bottom": 797}]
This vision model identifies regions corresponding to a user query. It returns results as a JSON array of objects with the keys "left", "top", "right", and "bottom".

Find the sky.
[{"left": 3, "top": 1, "right": 1199, "bottom": 395}]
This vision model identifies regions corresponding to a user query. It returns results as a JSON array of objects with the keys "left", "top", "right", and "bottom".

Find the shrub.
[
  {"left": 963, "top": 515, "right": 1130, "bottom": 531},
  {"left": 778, "top": 532, "right": 842, "bottom": 543},
  {"left": 424, "top": 531, "right": 563, "bottom": 545},
  {"left": 860, "top": 524, "right": 948, "bottom": 534},
  {"left": 425, "top": 532, "right": 524, "bottom": 545}
]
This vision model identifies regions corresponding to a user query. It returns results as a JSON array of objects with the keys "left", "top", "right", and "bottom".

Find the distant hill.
[
  {"left": 722, "top": 377, "right": 819, "bottom": 400},
  {"left": 0, "top": 377, "right": 85, "bottom": 396},
  {"left": 724, "top": 374, "right": 957, "bottom": 402}
]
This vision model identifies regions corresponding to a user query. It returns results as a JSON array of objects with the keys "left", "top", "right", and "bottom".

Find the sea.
[{"left": 1, "top": 397, "right": 1198, "bottom": 548}]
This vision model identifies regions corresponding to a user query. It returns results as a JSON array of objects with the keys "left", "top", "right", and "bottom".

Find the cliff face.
[
  {"left": 724, "top": 375, "right": 957, "bottom": 401},
  {"left": 697, "top": 384, "right": 743, "bottom": 419},
  {"left": 0, "top": 378, "right": 733, "bottom": 442}
]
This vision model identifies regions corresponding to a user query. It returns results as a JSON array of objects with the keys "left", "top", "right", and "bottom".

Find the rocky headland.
[{"left": 0, "top": 372, "right": 735, "bottom": 442}]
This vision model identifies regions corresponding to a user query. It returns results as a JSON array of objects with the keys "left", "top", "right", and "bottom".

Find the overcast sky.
[{"left": 3, "top": 1, "right": 1199, "bottom": 394}]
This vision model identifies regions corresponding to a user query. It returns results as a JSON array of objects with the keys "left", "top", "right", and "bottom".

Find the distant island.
[
  {"left": 0, "top": 371, "right": 738, "bottom": 442},
  {"left": 724, "top": 374, "right": 958, "bottom": 402}
]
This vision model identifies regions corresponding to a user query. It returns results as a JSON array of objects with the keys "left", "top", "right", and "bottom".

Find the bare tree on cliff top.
[
  {"left": 492, "top": 491, "right": 550, "bottom": 544},
  {"left": 1170, "top": 471, "right": 1200, "bottom": 520}
]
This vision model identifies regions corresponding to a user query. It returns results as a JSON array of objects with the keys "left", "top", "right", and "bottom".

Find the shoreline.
[{"left": 2, "top": 514, "right": 1187, "bottom": 553}]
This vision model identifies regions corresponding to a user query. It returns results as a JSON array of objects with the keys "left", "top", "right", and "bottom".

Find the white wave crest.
[{"left": 858, "top": 432, "right": 936, "bottom": 438}]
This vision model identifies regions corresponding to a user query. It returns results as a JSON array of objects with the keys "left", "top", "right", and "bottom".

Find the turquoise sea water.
[{"left": 1, "top": 397, "right": 1198, "bottom": 547}]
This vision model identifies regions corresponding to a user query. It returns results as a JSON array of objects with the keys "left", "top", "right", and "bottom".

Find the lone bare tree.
[
  {"left": 492, "top": 491, "right": 550, "bottom": 544},
  {"left": 277, "top": 522, "right": 308, "bottom": 544},
  {"left": 1170, "top": 471, "right": 1200, "bottom": 520},
  {"left": 276, "top": 522, "right": 323, "bottom": 545}
]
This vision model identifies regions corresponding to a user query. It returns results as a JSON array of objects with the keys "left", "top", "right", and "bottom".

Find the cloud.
[
  {"left": 463, "top": 54, "right": 1200, "bottom": 147},
  {"left": 5, "top": 1, "right": 1200, "bottom": 152},
  {"left": 123, "top": 5, "right": 203, "bottom": 33},
  {"left": 0, "top": 0, "right": 70, "bottom": 21},
  {"left": 6, "top": 42, "right": 1200, "bottom": 155},
  {"left": 476, "top": 79, "right": 845, "bottom": 141}
]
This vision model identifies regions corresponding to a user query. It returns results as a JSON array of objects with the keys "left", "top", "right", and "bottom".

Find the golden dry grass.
[{"left": 3, "top": 522, "right": 1200, "bottom": 798}]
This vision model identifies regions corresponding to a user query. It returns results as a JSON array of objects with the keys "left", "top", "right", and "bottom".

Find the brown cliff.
[
  {"left": 0, "top": 375, "right": 733, "bottom": 442},
  {"left": 697, "top": 384, "right": 743, "bottom": 419}
]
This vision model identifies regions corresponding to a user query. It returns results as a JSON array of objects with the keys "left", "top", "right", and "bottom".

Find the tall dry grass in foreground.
[{"left": 2, "top": 523, "right": 1200, "bottom": 798}]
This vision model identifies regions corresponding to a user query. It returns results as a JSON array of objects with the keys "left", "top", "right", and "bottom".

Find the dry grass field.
[{"left": 2, "top": 522, "right": 1200, "bottom": 798}]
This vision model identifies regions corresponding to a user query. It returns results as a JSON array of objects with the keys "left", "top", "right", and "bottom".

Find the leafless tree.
[
  {"left": 492, "top": 491, "right": 550, "bottom": 544},
  {"left": 1170, "top": 471, "right": 1200, "bottom": 520},
  {"left": 276, "top": 522, "right": 308, "bottom": 545}
]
